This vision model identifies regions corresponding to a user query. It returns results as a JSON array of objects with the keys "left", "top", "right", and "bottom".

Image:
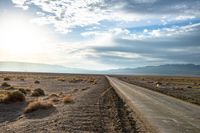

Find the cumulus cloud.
[
  {"left": 12, "top": 0, "right": 28, "bottom": 10},
  {"left": 77, "top": 22, "right": 200, "bottom": 68},
  {"left": 81, "top": 23, "right": 200, "bottom": 41},
  {"left": 11, "top": 0, "right": 200, "bottom": 34},
  {"left": 9, "top": 0, "right": 200, "bottom": 69},
  {"left": 176, "top": 15, "right": 195, "bottom": 21},
  {"left": 12, "top": 0, "right": 140, "bottom": 33}
]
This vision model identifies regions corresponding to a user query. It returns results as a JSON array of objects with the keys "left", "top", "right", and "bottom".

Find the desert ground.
[
  {"left": 0, "top": 72, "right": 139, "bottom": 133},
  {"left": 1, "top": 72, "right": 200, "bottom": 133},
  {"left": 116, "top": 75, "right": 200, "bottom": 105}
]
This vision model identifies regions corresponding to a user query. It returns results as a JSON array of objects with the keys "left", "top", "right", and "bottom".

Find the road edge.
[{"left": 106, "top": 76, "right": 158, "bottom": 133}]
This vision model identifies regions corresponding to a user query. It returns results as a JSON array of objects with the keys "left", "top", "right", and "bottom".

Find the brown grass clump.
[
  {"left": 0, "top": 91, "right": 25, "bottom": 103},
  {"left": 24, "top": 100, "right": 53, "bottom": 113},
  {"left": 31, "top": 88, "right": 45, "bottom": 96},
  {"left": 5, "top": 86, "right": 15, "bottom": 90},
  {"left": 25, "top": 89, "right": 31, "bottom": 93},
  {"left": 63, "top": 95, "right": 73, "bottom": 104},
  {"left": 1, "top": 82, "right": 11, "bottom": 87},
  {"left": 58, "top": 78, "right": 65, "bottom": 82},
  {"left": 81, "top": 87, "right": 89, "bottom": 91},
  {"left": 34, "top": 80, "right": 40, "bottom": 84},
  {"left": 4, "top": 77, "right": 10, "bottom": 81},
  {"left": 49, "top": 93, "right": 59, "bottom": 98},
  {"left": 88, "top": 78, "right": 97, "bottom": 84},
  {"left": 20, "top": 78, "right": 25, "bottom": 81},
  {"left": 18, "top": 88, "right": 27, "bottom": 95},
  {"left": 0, "top": 91, "right": 7, "bottom": 100},
  {"left": 59, "top": 92, "right": 63, "bottom": 96},
  {"left": 51, "top": 97, "right": 60, "bottom": 103},
  {"left": 187, "top": 86, "right": 192, "bottom": 88},
  {"left": 69, "top": 78, "right": 83, "bottom": 83},
  {"left": 48, "top": 93, "right": 60, "bottom": 103}
]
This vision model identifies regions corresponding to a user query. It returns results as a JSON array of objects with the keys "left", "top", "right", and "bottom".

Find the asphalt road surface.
[{"left": 107, "top": 76, "right": 200, "bottom": 133}]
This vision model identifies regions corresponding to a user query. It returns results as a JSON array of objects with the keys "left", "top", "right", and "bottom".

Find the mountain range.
[
  {"left": 0, "top": 61, "right": 199, "bottom": 76},
  {"left": 106, "top": 64, "right": 200, "bottom": 76}
]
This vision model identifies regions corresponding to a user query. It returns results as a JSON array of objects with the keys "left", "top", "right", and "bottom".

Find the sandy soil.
[
  {"left": 0, "top": 72, "right": 138, "bottom": 133},
  {"left": 116, "top": 75, "right": 200, "bottom": 105}
]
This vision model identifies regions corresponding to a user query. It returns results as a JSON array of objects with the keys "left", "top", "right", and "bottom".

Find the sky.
[{"left": 0, "top": 0, "right": 200, "bottom": 70}]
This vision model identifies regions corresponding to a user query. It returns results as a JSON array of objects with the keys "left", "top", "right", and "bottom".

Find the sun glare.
[{"left": 0, "top": 15, "right": 50, "bottom": 57}]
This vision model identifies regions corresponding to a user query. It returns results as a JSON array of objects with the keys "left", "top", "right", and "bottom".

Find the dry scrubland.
[
  {"left": 117, "top": 76, "right": 200, "bottom": 105},
  {"left": 1, "top": 72, "right": 199, "bottom": 132},
  {"left": 0, "top": 72, "right": 137, "bottom": 133}
]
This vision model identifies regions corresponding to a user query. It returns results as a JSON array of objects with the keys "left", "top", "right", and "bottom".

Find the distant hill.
[
  {"left": 0, "top": 61, "right": 88, "bottom": 74},
  {"left": 106, "top": 64, "right": 200, "bottom": 76},
  {"left": 0, "top": 62, "right": 199, "bottom": 76}
]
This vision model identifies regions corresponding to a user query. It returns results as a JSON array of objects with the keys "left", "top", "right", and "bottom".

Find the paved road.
[{"left": 107, "top": 76, "right": 200, "bottom": 133}]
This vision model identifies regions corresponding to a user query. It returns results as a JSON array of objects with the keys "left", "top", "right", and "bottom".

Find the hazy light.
[{"left": 0, "top": 14, "right": 52, "bottom": 59}]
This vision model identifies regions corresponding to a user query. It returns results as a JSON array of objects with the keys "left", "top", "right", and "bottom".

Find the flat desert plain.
[
  {"left": 1, "top": 72, "right": 200, "bottom": 133},
  {"left": 0, "top": 72, "right": 137, "bottom": 133},
  {"left": 116, "top": 75, "right": 200, "bottom": 105}
]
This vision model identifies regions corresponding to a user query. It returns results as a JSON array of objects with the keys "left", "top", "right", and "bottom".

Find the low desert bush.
[
  {"left": 0, "top": 91, "right": 7, "bottom": 100},
  {"left": 20, "top": 78, "right": 25, "bottom": 81},
  {"left": 58, "top": 78, "right": 65, "bottom": 82},
  {"left": 18, "top": 88, "right": 27, "bottom": 95},
  {"left": 69, "top": 78, "right": 83, "bottom": 83},
  {"left": 31, "top": 88, "right": 45, "bottom": 96},
  {"left": 4, "top": 77, "right": 10, "bottom": 81},
  {"left": 51, "top": 98, "right": 60, "bottom": 103},
  {"left": 25, "top": 89, "right": 31, "bottom": 93},
  {"left": 63, "top": 95, "right": 73, "bottom": 104},
  {"left": 34, "top": 80, "right": 40, "bottom": 84},
  {"left": 81, "top": 87, "right": 89, "bottom": 91},
  {"left": 49, "top": 93, "right": 59, "bottom": 98},
  {"left": 24, "top": 100, "right": 53, "bottom": 113},
  {"left": 187, "top": 86, "right": 192, "bottom": 88},
  {"left": 0, "top": 91, "right": 25, "bottom": 103},
  {"left": 1, "top": 82, "right": 11, "bottom": 87},
  {"left": 5, "top": 86, "right": 15, "bottom": 90}
]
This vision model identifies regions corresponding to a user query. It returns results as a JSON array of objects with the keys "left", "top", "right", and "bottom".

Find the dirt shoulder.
[
  {"left": 116, "top": 75, "right": 200, "bottom": 105},
  {"left": 0, "top": 72, "right": 139, "bottom": 133}
]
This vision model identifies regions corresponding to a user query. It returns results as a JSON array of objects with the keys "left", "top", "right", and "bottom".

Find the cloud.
[
  {"left": 79, "top": 23, "right": 200, "bottom": 68},
  {"left": 81, "top": 23, "right": 200, "bottom": 41},
  {"left": 12, "top": 0, "right": 140, "bottom": 33},
  {"left": 11, "top": 0, "right": 200, "bottom": 33},
  {"left": 175, "top": 15, "right": 195, "bottom": 21},
  {"left": 102, "top": 0, "right": 200, "bottom": 15},
  {"left": 12, "top": 0, "right": 28, "bottom": 10},
  {"left": 9, "top": 0, "right": 200, "bottom": 69}
]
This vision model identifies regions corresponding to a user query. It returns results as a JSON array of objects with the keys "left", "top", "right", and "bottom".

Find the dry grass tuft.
[
  {"left": 25, "top": 89, "right": 31, "bottom": 93},
  {"left": 24, "top": 100, "right": 53, "bottom": 113},
  {"left": 34, "top": 80, "right": 40, "bottom": 84},
  {"left": 88, "top": 78, "right": 97, "bottom": 84},
  {"left": 59, "top": 92, "right": 64, "bottom": 96},
  {"left": 5, "top": 86, "right": 15, "bottom": 90},
  {"left": 58, "top": 78, "right": 65, "bottom": 82},
  {"left": 4, "top": 77, "right": 10, "bottom": 81},
  {"left": 31, "top": 88, "right": 45, "bottom": 97},
  {"left": 69, "top": 78, "right": 83, "bottom": 83},
  {"left": 63, "top": 95, "right": 73, "bottom": 104},
  {"left": 1, "top": 82, "right": 11, "bottom": 87},
  {"left": 18, "top": 88, "right": 27, "bottom": 95},
  {"left": 0, "top": 91, "right": 25, "bottom": 103},
  {"left": 49, "top": 93, "right": 59, "bottom": 98},
  {"left": 81, "top": 87, "right": 89, "bottom": 91},
  {"left": 20, "top": 78, "right": 25, "bottom": 81},
  {"left": 0, "top": 91, "right": 7, "bottom": 99}
]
